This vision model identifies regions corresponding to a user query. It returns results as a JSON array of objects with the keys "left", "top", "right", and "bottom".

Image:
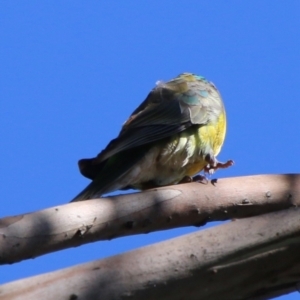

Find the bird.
[{"left": 71, "top": 73, "right": 233, "bottom": 202}]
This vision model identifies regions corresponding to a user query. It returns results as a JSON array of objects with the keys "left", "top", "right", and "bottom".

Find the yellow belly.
[
  {"left": 153, "top": 111, "right": 226, "bottom": 184},
  {"left": 129, "top": 111, "right": 226, "bottom": 189},
  {"left": 185, "top": 110, "right": 227, "bottom": 176}
]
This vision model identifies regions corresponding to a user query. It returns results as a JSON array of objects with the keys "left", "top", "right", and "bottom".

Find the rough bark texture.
[
  {"left": 0, "top": 174, "right": 299, "bottom": 265},
  {"left": 1, "top": 208, "right": 300, "bottom": 300}
]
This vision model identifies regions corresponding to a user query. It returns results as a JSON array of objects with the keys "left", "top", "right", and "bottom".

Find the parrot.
[{"left": 71, "top": 73, "right": 233, "bottom": 202}]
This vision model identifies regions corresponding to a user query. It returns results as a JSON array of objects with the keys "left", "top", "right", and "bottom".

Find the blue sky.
[{"left": 1, "top": 1, "right": 300, "bottom": 299}]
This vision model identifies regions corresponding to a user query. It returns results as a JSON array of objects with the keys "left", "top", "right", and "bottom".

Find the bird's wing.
[
  {"left": 78, "top": 75, "right": 224, "bottom": 181},
  {"left": 77, "top": 94, "right": 190, "bottom": 180},
  {"left": 97, "top": 100, "right": 191, "bottom": 161},
  {"left": 96, "top": 77, "right": 223, "bottom": 162}
]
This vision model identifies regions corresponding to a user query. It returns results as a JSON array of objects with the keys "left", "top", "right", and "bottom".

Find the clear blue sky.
[{"left": 1, "top": 2, "right": 299, "bottom": 299}]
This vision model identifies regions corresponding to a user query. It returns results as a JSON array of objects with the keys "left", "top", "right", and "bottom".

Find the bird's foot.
[
  {"left": 204, "top": 159, "right": 234, "bottom": 174},
  {"left": 192, "top": 174, "right": 209, "bottom": 184},
  {"left": 179, "top": 175, "right": 208, "bottom": 185},
  {"left": 178, "top": 176, "right": 193, "bottom": 184}
]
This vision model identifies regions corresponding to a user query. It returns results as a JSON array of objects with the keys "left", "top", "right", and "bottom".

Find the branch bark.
[
  {"left": 0, "top": 174, "right": 299, "bottom": 265},
  {"left": 1, "top": 208, "right": 300, "bottom": 300}
]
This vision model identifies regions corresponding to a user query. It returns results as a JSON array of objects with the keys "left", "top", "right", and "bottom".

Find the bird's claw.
[
  {"left": 192, "top": 174, "right": 208, "bottom": 184},
  {"left": 178, "top": 176, "right": 193, "bottom": 184},
  {"left": 179, "top": 174, "right": 208, "bottom": 185},
  {"left": 204, "top": 159, "right": 234, "bottom": 174}
]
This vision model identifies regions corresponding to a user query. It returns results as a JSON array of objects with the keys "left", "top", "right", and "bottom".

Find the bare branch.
[
  {"left": 1, "top": 208, "right": 300, "bottom": 300},
  {"left": 1, "top": 174, "right": 299, "bottom": 265}
]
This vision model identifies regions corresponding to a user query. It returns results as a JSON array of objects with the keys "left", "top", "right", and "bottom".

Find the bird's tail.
[
  {"left": 70, "top": 181, "right": 104, "bottom": 202},
  {"left": 71, "top": 144, "right": 150, "bottom": 202}
]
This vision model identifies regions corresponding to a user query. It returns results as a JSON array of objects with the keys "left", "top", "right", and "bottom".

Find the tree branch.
[
  {"left": 0, "top": 174, "right": 299, "bottom": 265},
  {"left": 1, "top": 208, "right": 300, "bottom": 300}
]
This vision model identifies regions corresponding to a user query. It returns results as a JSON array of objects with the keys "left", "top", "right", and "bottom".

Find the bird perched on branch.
[{"left": 71, "top": 73, "right": 233, "bottom": 202}]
